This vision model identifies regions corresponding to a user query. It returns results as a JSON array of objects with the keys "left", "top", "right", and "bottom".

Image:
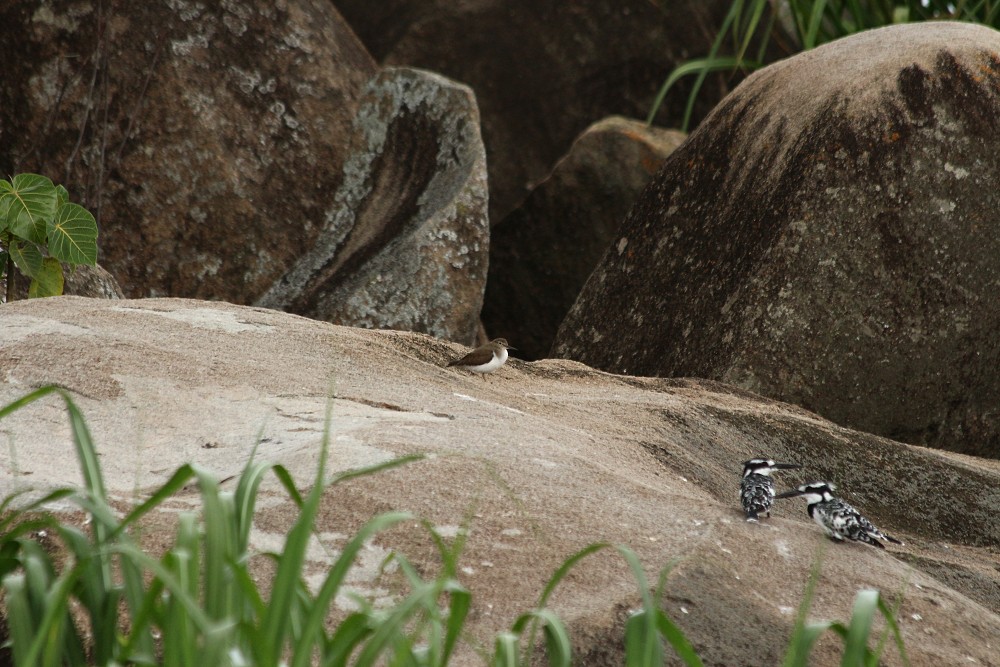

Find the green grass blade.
[
  {"left": 289, "top": 511, "right": 412, "bottom": 667},
  {"left": 234, "top": 458, "right": 276, "bottom": 550},
  {"left": 876, "top": 595, "right": 911, "bottom": 667},
  {"left": 735, "top": 0, "right": 769, "bottom": 62},
  {"left": 0, "top": 384, "right": 64, "bottom": 421},
  {"left": 492, "top": 631, "right": 522, "bottom": 667},
  {"left": 9, "top": 556, "right": 86, "bottom": 667},
  {"left": 535, "top": 608, "right": 572, "bottom": 667},
  {"left": 113, "top": 464, "right": 197, "bottom": 538},
  {"left": 352, "top": 581, "right": 439, "bottom": 665},
  {"left": 193, "top": 467, "right": 238, "bottom": 620},
  {"left": 441, "top": 579, "right": 472, "bottom": 665},
  {"left": 322, "top": 612, "right": 374, "bottom": 667},
  {"left": 783, "top": 545, "right": 826, "bottom": 667},
  {"left": 0, "top": 487, "right": 74, "bottom": 536},
  {"left": 804, "top": 0, "right": 832, "bottom": 49},
  {"left": 3, "top": 573, "right": 37, "bottom": 667},
  {"left": 521, "top": 542, "right": 608, "bottom": 661},
  {"left": 841, "top": 589, "right": 879, "bottom": 666},
  {"left": 653, "top": 609, "right": 704, "bottom": 666},
  {"left": 614, "top": 545, "right": 659, "bottom": 667},
  {"left": 328, "top": 453, "right": 425, "bottom": 486},
  {"left": 271, "top": 463, "right": 306, "bottom": 508},
  {"left": 260, "top": 394, "right": 338, "bottom": 663},
  {"left": 537, "top": 542, "right": 610, "bottom": 608},
  {"left": 625, "top": 611, "right": 663, "bottom": 667}
]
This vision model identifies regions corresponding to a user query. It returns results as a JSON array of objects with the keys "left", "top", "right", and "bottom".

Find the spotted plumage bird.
[
  {"left": 775, "top": 481, "right": 903, "bottom": 548},
  {"left": 447, "top": 338, "right": 514, "bottom": 378},
  {"left": 740, "top": 458, "right": 801, "bottom": 521}
]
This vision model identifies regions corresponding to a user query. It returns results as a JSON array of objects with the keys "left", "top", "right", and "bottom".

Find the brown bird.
[{"left": 447, "top": 338, "right": 514, "bottom": 378}]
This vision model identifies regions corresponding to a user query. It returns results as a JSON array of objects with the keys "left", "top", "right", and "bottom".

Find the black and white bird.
[
  {"left": 740, "top": 458, "right": 801, "bottom": 522},
  {"left": 775, "top": 482, "right": 903, "bottom": 549}
]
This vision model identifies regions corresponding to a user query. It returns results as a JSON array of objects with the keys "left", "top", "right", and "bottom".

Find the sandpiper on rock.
[{"left": 448, "top": 338, "right": 514, "bottom": 378}]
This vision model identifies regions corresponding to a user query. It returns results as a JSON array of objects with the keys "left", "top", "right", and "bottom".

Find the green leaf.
[
  {"left": 841, "top": 589, "right": 879, "bottom": 666},
  {"left": 28, "top": 257, "right": 64, "bottom": 298},
  {"left": 9, "top": 239, "right": 43, "bottom": 279},
  {"left": 49, "top": 202, "right": 98, "bottom": 265},
  {"left": 1, "top": 173, "right": 57, "bottom": 244},
  {"left": 55, "top": 184, "right": 69, "bottom": 208}
]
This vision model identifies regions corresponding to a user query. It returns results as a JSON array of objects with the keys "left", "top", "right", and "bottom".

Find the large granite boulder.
[
  {"left": 0, "top": 0, "right": 375, "bottom": 301},
  {"left": 1, "top": 297, "right": 999, "bottom": 665},
  {"left": 482, "top": 117, "right": 685, "bottom": 359},
  {"left": 255, "top": 67, "right": 489, "bottom": 345},
  {"left": 332, "top": 0, "right": 731, "bottom": 221},
  {"left": 553, "top": 23, "right": 1000, "bottom": 457}
]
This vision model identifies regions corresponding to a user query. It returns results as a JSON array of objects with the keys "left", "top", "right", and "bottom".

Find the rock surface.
[
  {"left": 553, "top": 23, "right": 1000, "bottom": 458},
  {"left": 0, "top": 0, "right": 375, "bottom": 301},
  {"left": 332, "top": 0, "right": 730, "bottom": 221},
  {"left": 482, "top": 117, "right": 685, "bottom": 359},
  {"left": 256, "top": 67, "right": 489, "bottom": 345},
  {"left": 2, "top": 297, "right": 999, "bottom": 665}
]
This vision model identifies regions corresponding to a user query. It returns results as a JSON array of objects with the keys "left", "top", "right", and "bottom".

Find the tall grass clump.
[
  {"left": 651, "top": 0, "right": 1000, "bottom": 130},
  {"left": 0, "top": 385, "right": 909, "bottom": 665}
]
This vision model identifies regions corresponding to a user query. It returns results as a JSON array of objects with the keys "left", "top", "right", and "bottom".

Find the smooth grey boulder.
[
  {"left": 482, "top": 117, "right": 685, "bottom": 359},
  {"left": 553, "top": 23, "right": 1000, "bottom": 457},
  {"left": 0, "top": 0, "right": 376, "bottom": 301},
  {"left": 256, "top": 67, "right": 489, "bottom": 345}
]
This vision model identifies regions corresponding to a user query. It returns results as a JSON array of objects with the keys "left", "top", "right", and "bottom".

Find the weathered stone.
[
  {"left": 255, "top": 67, "right": 489, "bottom": 345},
  {"left": 0, "top": 0, "right": 376, "bottom": 300},
  {"left": 1, "top": 296, "right": 999, "bottom": 665},
  {"left": 482, "top": 117, "right": 685, "bottom": 359},
  {"left": 63, "top": 264, "right": 125, "bottom": 299},
  {"left": 332, "top": 0, "right": 730, "bottom": 221},
  {"left": 552, "top": 23, "right": 1000, "bottom": 457}
]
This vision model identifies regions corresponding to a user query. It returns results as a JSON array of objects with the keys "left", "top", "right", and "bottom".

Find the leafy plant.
[
  {"left": 0, "top": 173, "right": 98, "bottom": 301},
  {"left": 783, "top": 547, "right": 910, "bottom": 667},
  {"left": 652, "top": 0, "right": 1000, "bottom": 131}
]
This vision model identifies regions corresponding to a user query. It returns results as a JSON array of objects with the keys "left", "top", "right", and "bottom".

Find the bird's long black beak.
[
  {"left": 774, "top": 488, "right": 806, "bottom": 499},
  {"left": 772, "top": 462, "right": 801, "bottom": 470}
]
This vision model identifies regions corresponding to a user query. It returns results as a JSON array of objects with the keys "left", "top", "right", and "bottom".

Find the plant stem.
[{"left": 5, "top": 253, "right": 14, "bottom": 303}]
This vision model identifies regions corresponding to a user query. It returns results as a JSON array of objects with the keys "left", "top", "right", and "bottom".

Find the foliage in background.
[
  {"left": 0, "top": 386, "right": 908, "bottom": 665},
  {"left": 651, "top": 0, "right": 1000, "bottom": 130},
  {"left": 0, "top": 173, "right": 99, "bottom": 301}
]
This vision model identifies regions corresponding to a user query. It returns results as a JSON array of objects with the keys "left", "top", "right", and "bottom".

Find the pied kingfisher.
[
  {"left": 775, "top": 482, "right": 903, "bottom": 548},
  {"left": 740, "top": 458, "right": 801, "bottom": 522}
]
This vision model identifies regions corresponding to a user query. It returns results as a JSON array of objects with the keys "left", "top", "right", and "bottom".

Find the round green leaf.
[
  {"left": 28, "top": 258, "right": 64, "bottom": 298},
  {"left": 1, "top": 174, "right": 57, "bottom": 244},
  {"left": 9, "top": 239, "right": 44, "bottom": 280},
  {"left": 49, "top": 202, "right": 98, "bottom": 265}
]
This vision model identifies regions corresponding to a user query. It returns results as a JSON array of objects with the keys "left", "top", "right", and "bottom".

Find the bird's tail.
[{"left": 861, "top": 533, "right": 886, "bottom": 549}]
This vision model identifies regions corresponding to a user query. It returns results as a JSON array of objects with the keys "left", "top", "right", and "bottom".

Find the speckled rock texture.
[
  {"left": 0, "top": 0, "right": 375, "bottom": 300},
  {"left": 256, "top": 67, "right": 489, "bottom": 346},
  {"left": 1, "top": 297, "right": 999, "bottom": 666},
  {"left": 332, "top": 0, "right": 731, "bottom": 221},
  {"left": 482, "top": 117, "right": 686, "bottom": 360},
  {"left": 553, "top": 23, "right": 1000, "bottom": 458}
]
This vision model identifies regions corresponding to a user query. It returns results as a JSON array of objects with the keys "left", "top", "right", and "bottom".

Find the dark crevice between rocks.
[{"left": 290, "top": 107, "right": 440, "bottom": 314}]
